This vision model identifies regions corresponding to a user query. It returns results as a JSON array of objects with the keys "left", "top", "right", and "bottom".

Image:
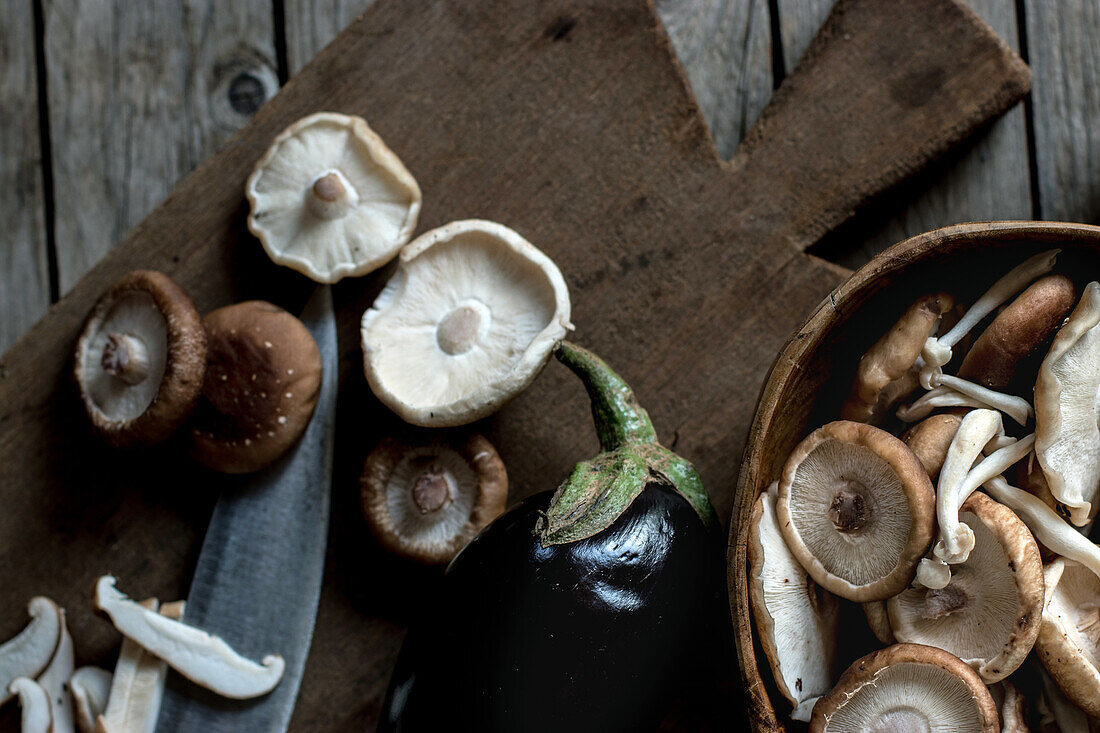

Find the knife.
[{"left": 155, "top": 285, "right": 337, "bottom": 732}]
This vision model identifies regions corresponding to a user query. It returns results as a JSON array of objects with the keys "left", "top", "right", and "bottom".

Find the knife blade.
[{"left": 155, "top": 285, "right": 337, "bottom": 732}]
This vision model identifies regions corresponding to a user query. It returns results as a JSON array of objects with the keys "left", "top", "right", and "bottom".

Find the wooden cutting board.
[{"left": 0, "top": 0, "right": 1027, "bottom": 728}]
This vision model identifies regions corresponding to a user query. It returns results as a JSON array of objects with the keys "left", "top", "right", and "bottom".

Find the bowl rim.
[{"left": 727, "top": 219, "right": 1100, "bottom": 731}]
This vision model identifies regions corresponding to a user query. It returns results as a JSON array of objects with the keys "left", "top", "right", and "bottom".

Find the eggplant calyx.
[{"left": 537, "top": 342, "right": 717, "bottom": 546}]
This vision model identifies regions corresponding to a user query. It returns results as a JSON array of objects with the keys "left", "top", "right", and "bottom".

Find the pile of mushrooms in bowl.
[{"left": 731, "top": 221, "right": 1100, "bottom": 732}]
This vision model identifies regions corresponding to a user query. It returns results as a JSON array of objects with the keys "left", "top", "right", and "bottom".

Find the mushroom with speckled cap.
[
  {"left": 75, "top": 271, "right": 206, "bottom": 447},
  {"left": 246, "top": 112, "right": 421, "bottom": 283},
  {"left": 188, "top": 301, "right": 322, "bottom": 473},
  {"left": 360, "top": 434, "right": 508, "bottom": 564}
]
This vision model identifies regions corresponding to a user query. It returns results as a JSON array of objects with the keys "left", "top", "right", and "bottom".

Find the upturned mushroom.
[
  {"left": 1035, "top": 558, "right": 1100, "bottom": 718},
  {"left": 0, "top": 597, "right": 62, "bottom": 707},
  {"left": 775, "top": 421, "right": 935, "bottom": 602},
  {"left": 71, "top": 668, "right": 112, "bottom": 733},
  {"left": 189, "top": 301, "right": 322, "bottom": 473},
  {"left": 748, "top": 483, "right": 839, "bottom": 721},
  {"left": 902, "top": 413, "right": 963, "bottom": 479},
  {"left": 840, "top": 293, "right": 954, "bottom": 423},
  {"left": 887, "top": 492, "right": 1044, "bottom": 683},
  {"left": 1035, "top": 281, "right": 1100, "bottom": 527},
  {"left": 75, "top": 271, "right": 206, "bottom": 447},
  {"left": 808, "top": 643, "right": 999, "bottom": 732},
  {"left": 93, "top": 577, "right": 283, "bottom": 699},
  {"left": 246, "top": 112, "right": 421, "bottom": 283},
  {"left": 958, "top": 274, "right": 1076, "bottom": 389},
  {"left": 360, "top": 434, "right": 508, "bottom": 564},
  {"left": 362, "top": 219, "right": 572, "bottom": 427},
  {"left": 10, "top": 677, "right": 51, "bottom": 733}
]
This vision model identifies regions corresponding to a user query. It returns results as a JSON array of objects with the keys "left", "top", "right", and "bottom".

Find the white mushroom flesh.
[
  {"left": 100, "top": 600, "right": 183, "bottom": 733},
  {"left": 80, "top": 292, "right": 167, "bottom": 423},
  {"left": 748, "top": 485, "right": 838, "bottom": 722},
  {"left": 816, "top": 661, "right": 990, "bottom": 731},
  {"left": 0, "top": 597, "right": 62, "bottom": 706},
  {"left": 70, "top": 668, "right": 112, "bottom": 733},
  {"left": 933, "top": 373, "right": 1034, "bottom": 426},
  {"left": 386, "top": 446, "right": 478, "bottom": 552},
  {"left": 36, "top": 609, "right": 74, "bottom": 733},
  {"left": 889, "top": 509, "right": 1032, "bottom": 682},
  {"left": 94, "top": 577, "right": 283, "bottom": 699},
  {"left": 363, "top": 220, "right": 571, "bottom": 426},
  {"left": 10, "top": 677, "right": 52, "bottom": 733},
  {"left": 1041, "top": 560, "right": 1100, "bottom": 690},
  {"left": 247, "top": 112, "right": 421, "bottom": 283},
  {"left": 1036, "top": 281, "right": 1100, "bottom": 527},
  {"left": 897, "top": 385, "right": 988, "bottom": 423}
]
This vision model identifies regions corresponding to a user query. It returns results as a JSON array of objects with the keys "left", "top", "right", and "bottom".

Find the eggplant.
[{"left": 380, "top": 342, "right": 731, "bottom": 732}]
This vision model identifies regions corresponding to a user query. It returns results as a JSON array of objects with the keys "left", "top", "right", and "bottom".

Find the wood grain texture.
[
  {"left": 285, "top": 0, "right": 375, "bottom": 75},
  {"left": 657, "top": 0, "right": 773, "bottom": 158},
  {"left": 43, "top": 0, "right": 279, "bottom": 293},
  {"left": 779, "top": 0, "right": 1032, "bottom": 268},
  {"left": 0, "top": 0, "right": 50, "bottom": 354},
  {"left": 0, "top": 0, "right": 1026, "bottom": 729},
  {"left": 1027, "top": 0, "right": 1100, "bottom": 222}
]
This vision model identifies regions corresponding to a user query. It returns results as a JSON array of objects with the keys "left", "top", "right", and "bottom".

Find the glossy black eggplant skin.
[{"left": 379, "top": 483, "right": 729, "bottom": 733}]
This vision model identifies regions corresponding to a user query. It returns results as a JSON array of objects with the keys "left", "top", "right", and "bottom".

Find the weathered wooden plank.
[
  {"left": 285, "top": 0, "right": 374, "bottom": 75},
  {"left": 0, "top": 0, "right": 50, "bottom": 353},
  {"left": 43, "top": 0, "right": 280, "bottom": 294},
  {"left": 778, "top": 0, "right": 1032, "bottom": 268},
  {"left": 1027, "top": 0, "right": 1100, "bottom": 222},
  {"left": 657, "top": 0, "right": 773, "bottom": 158}
]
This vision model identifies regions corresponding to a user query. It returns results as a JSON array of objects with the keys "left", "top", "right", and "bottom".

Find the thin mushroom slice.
[
  {"left": 71, "top": 668, "right": 112, "bottom": 733},
  {"left": 840, "top": 293, "right": 954, "bottom": 423},
  {"left": 246, "top": 112, "right": 422, "bottom": 283},
  {"left": 808, "top": 643, "right": 998, "bottom": 732},
  {"left": 93, "top": 577, "right": 283, "bottom": 699},
  {"left": 0, "top": 597, "right": 62, "bottom": 706},
  {"left": 920, "top": 249, "right": 1060, "bottom": 388},
  {"left": 776, "top": 421, "right": 935, "bottom": 602},
  {"left": 362, "top": 219, "right": 572, "bottom": 427},
  {"left": 1036, "top": 558, "right": 1100, "bottom": 718},
  {"left": 748, "top": 484, "right": 839, "bottom": 721},
  {"left": 36, "top": 608, "right": 74, "bottom": 733},
  {"left": 888, "top": 492, "right": 1044, "bottom": 683},
  {"left": 1036, "top": 281, "right": 1100, "bottom": 527},
  {"left": 10, "top": 677, "right": 52, "bottom": 733}
]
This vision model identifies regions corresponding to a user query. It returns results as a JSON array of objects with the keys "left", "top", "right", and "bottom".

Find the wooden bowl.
[{"left": 728, "top": 221, "right": 1100, "bottom": 731}]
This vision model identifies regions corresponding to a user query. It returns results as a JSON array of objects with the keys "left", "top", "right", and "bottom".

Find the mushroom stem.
[
  {"left": 411, "top": 470, "right": 455, "bottom": 514},
  {"left": 101, "top": 333, "right": 150, "bottom": 385},
  {"left": 307, "top": 171, "right": 356, "bottom": 220},
  {"left": 933, "top": 374, "right": 1033, "bottom": 426},
  {"left": 897, "top": 385, "right": 988, "bottom": 423}
]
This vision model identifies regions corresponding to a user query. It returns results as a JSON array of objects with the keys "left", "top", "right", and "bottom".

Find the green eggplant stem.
[{"left": 554, "top": 341, "right": 656, "bottom": 451}]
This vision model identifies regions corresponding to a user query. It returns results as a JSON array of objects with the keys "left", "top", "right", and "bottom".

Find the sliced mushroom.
[
  {"left": 840, "top": 293, "right": 954, "bottom": 423},
  {"left": 246, "top": 112, "right": 421, "bottom": 283},
  {"left": 888, "top": 492, "right": 1044, "bottom": 683},
  {"left": 748, "top": 483, "right": 839, "bottom": 721},
  {"left": 70, "top": 668, "right": 112, "bottom": 733},
  {"left": 93, "top": 577, "right": 283, "bottom": 699},
  {"left": 189, "top": 301, "right": 322, "bottom": 473},
  {"left": 776, "top": 421, "right": 935, "bottom": 602},
  {"left": 0, "top": 597, "right": 62, "bottom": 707},
  {"left": 959, "top": 274, "right": 1076, "bottom": 389},
  {"left": 361, "top": 434, "right": 508, "bottom": 564},
  {"left": 808, "top": 643, "right": 998, "bottom": 732},
  {"left": 989, "top": 680, "right": 1029, "bottom": 733},
  {"left": 10, "top": 677, "right": 52, "bottom": 733},
  {"left": 36, "top": 608, "right": 74, "bottom": 733},
  {"left": 1036, "top": 558, "right": 1100, "bottom": 718},
  {"left": 902, "top": 413, "right": 963, "bottom": 479},
  {"left": 74, "top": 271, "right": 206, "bottom": 447},
  {"left": 362, "top": 219, "right": 572, "bottom": 427},
  {"left": 1036, "top": 281, "right": 1100, "bottom": 527}
]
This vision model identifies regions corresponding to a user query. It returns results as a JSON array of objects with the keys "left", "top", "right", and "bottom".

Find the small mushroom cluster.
[
  {"left": 751, "top": 251, "right": 1100, "bottom": 729},
  {"left": 0, "top": 578, "right": 281, "bottom": 733}
]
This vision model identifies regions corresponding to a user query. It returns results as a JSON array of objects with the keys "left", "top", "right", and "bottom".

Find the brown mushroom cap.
[
  {"left": 902, "top": 413, "right": 964, "bottom": 479},
  {"left": 840, "top": 293, "right": 954, "bottom": 423},
  {"left": 360, "top": 433, "right": 508, "bottom": 564},
  {"left": 958, "top": 274, "right": 1076, "bottom": 389},
  {"left": 809, "top": 643, "right": 999, "bottom": 732},
  {"left": 887, "top": 491, "right": 1044, "bottom": 683},
  {"left": 862, "top": 601, "right": 896, "bottom": 645},
  {"left": 189, "top": 301, "right": 321, "bottom": 473},
  {"left": 75, "top": 270, "right": 206, "bottom": 447},
  {"left": 776, "top": 420, "right": 935, "bottom": 602}
]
